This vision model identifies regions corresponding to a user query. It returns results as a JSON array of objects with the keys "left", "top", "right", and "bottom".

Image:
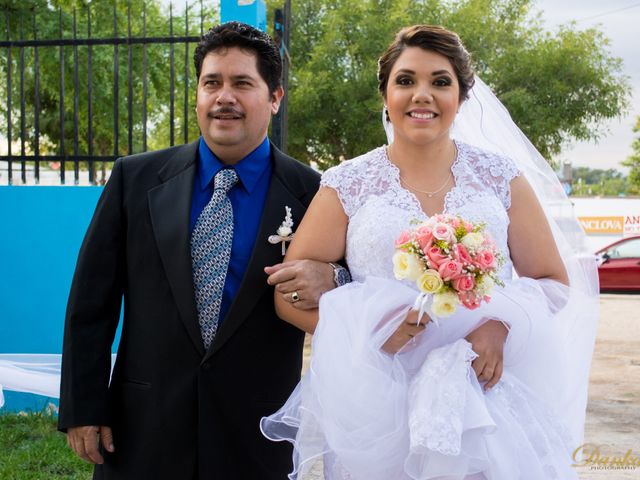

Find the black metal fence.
[{"left": 1, "top": 2, "right": 211, "bottom": 185}]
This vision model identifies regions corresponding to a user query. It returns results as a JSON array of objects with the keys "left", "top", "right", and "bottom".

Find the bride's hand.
[
  {"left": 381, "top": 309, "right": 428, "bottom": 354},
  {"left": 465, "top": 320, "right": 508, "bottom": 391}
]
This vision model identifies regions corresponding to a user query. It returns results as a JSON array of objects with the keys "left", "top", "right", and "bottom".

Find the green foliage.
[
  {"left": 488, "top": 24, "right": 629, "bottom": 161},
  {"left": 572, "top": 166, "right": 624, "bottom": 185},
  {"left": 0, "top": 411, "right": 91, "bottom": 479},
  {"left": 433, "top": 238, "right": 449, "bottom": 251},
  {"left": 622, "top": 117, "right": 640, "bottom": 195},
  {"left": 274, "top": 0, "right": 629, "bottom": 166},
  {"left": 0, "top": 0, "right": 216, "bottom": 163},
  {"left": 571, "top": 166, "right": 632, "bottom": 196}
]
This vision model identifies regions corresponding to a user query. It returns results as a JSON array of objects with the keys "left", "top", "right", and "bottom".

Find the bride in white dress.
[{"left": 262, "top": 25, "right": 598, "bottom": 480}]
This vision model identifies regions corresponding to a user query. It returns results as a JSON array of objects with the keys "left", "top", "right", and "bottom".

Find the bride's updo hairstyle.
[{"left": 378, "top": 25, "right": 475, "bottom": 102}]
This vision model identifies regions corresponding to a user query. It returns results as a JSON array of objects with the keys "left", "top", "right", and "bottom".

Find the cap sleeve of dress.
[{"left": 320, "top": 157, "right": 368, "bottom": 218}]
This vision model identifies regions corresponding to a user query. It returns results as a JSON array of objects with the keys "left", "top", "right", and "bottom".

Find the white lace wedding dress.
[{"left": 261, "top": 141, "right": 584, "bottom": 480}]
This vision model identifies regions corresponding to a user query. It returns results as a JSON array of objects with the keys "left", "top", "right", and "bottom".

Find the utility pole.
[{"left": 272, "top": 0, "right": 290, "bottom": 152}]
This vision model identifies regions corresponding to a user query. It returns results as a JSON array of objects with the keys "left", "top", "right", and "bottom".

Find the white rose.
[
  {"left": 277, "top": 226, "right": 293, "bottom": 237},
  {"left": 430, "top": 291, "right": 459, "bottom": 317},
  {"left": 416, "top": 269, "right": 444, "bottom": 294},
  {"left": 477, "top": 275, "right": 495, "bottom": 296},
  {"left": 393, "top": 250, "right": 424, "bottom": 281},
  {"left": 461, "top": 232, "right": 484, "bottom": 251}
]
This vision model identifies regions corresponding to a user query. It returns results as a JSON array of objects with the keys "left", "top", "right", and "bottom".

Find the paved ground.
[
  {"left": 299, "top": 293, "right": 640, "bottom": 479},
  {"left": 574, "top": 294, "right": 640, "bottom": 480}
]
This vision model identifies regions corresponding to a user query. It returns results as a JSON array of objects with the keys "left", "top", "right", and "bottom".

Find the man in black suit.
[{"left": 59, "top": 22, "right": 339, "bottom": 479}]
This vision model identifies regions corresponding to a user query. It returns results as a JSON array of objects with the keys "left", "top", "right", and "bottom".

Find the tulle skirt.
[{"left": 261, "top": 277, "right": 592, "bottom": 480}]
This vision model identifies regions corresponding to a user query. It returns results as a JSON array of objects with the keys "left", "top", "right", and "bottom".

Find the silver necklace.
[
  {"left": 388, "top": 143, "right": 458, "bottom": 198},
  {"left": 399, "top": 171, "right": 452, "bottom": 198}
]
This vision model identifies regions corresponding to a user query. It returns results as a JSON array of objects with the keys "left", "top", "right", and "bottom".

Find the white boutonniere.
[{"left": 268, "top": 206, "right": 295, "bottom": 255}]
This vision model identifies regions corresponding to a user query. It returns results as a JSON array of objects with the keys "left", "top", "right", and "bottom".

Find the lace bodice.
[{"left": 321, "top": 141, "right": 521, "bottom": 283}]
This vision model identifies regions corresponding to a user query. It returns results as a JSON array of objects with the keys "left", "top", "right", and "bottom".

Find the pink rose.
[
  {"left": 438, "top": 260, "right": 463, "bottom": 281},
  {"left": 452, "top": 275, "right": 475, "bottom": 292},
  {"left": 433, "top": 223, "right": 455, "bottom": 243},
  {"left": 458, "top": 291, "right": 481, "bottom": 310},
  {"left": 426, "top": 246, "right": 449, "bottom": 267},
  {"left": 476, "top": 250, "right": 495, "bottom": 269},
  {"left": 451, "top": 217, "right": 462, "bottom": 229},
  {"left": 415, "top": 226, "right": 434, "bottom": 250},
  {"left": 395, "top": 230, "right": 411, "bottom": 247},
  {"left": 464, "top": 222, "right": 474, "bottom": 233},
  {"left": 482, "top": 232, "right": 495, "bottom": 247},
  {"left": 453, "top": 244, "right": 473, "bottom": 265}
]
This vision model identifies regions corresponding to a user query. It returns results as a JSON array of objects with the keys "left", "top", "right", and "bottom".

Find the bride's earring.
[{"left": 384, "top": 106, "right": 390, "bottom": 123}]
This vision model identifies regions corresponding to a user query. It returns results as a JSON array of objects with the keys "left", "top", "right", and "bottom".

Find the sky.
[{"left": 531, "top": 0, "right": 640, "bottom": 172}]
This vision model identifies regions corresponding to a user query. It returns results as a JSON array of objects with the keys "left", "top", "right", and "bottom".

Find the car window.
[{"left": 607, "top": 238, "right": 640, "bottom": 259}]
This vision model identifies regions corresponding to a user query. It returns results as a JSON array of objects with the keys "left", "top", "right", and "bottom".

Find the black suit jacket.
[{"left": 59, "top": 141, "right": 320, "bottom": 479}]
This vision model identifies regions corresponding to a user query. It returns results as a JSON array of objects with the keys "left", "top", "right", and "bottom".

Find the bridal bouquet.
[{"left": 393, "top": 214, "right": 504, "bottom": 321}]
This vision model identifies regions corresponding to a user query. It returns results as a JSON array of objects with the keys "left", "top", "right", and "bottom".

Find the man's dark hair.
[{"left": 194, "top": 21, "right": 282, "bottom": 94}]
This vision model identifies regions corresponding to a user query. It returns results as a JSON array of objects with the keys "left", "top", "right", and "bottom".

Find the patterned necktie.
[{"left": 191, "top": 168, "right": 239, "bottom": 349}]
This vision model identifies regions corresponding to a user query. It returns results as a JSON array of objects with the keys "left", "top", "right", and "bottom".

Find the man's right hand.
[
  {"left": 265, "top": 260, "right": 336, "bottom": 310},
  {"left": 67, "top": 425, "right": 115, "bottom": 464}
]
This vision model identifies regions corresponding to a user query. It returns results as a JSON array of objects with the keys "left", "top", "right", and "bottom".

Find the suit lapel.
[
  {"left": 208, "top": 147, "right": 310, "bottom": 358},
  {"left": 148, "top": 141, "right": 205, "bottom": 356}
]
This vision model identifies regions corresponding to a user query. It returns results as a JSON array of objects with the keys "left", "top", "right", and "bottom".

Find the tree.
[
  {"left": 622, "top": 117, "right": 640, "bottom": 195},
  {"left": 0, "top": 0, "right": 216, "bottom": 163},
  {"left": 571, "top": 166, "right": 630, "bottom": 196},
  {"left": 271, "top": 0, "right": 629, "bottom": 167}
]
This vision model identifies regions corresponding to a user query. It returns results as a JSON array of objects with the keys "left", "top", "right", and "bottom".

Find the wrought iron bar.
[
  {"left": 170, "top": 3, "right": 175, "bottom": 146},
  {"left": 183, "top": 2, "right": 189, "bottom": 144},
  {"left": 33, "top": 13, "right": 40, "bottom": 183},
  {"left": 88, "top": 5, "right": 94, "bottom": 184},
  {"left": 127, "top": 2, "right": 133, "bottom": 155},
  {"left": 0, "top": 36, "right": 200, "bottom": 47},
  {"left": 113, "top": 2, "right": 119, "bottom": 158},
  {"left": 19, "top": 21, "right": 26, "bottom": 184},
  {"left": 6, "top": 15, "right": 13, "bottom": 185},
  {"left": 73, "top": 9, "right": 80, "bottom": 184},
  {"left": 1, "top": 155, "right": 120, "bottom": 162},
  {"left": 59, "top": 8, "right": 65, "bottom": 184},
  {"left": 142, "top": 2, "right": 148, "bottom": 151}
]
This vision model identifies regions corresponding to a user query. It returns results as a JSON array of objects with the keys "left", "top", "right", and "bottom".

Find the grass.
[{"left": 0, "top": 409, "right": 92, "bottom": 480}]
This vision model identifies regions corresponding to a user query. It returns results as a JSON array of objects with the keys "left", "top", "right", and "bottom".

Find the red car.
[{"left": 596, "top": 236, "right": 640, "bottom": 292}]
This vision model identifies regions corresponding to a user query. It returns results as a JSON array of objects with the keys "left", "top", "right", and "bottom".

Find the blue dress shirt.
[{"left": 190, "top": 136, "right": 272, "bottom": 328}]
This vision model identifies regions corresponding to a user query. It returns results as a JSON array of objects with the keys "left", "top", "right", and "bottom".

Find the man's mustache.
[{"left": 207, "top": 108, "right": 245, "bottom": 119}]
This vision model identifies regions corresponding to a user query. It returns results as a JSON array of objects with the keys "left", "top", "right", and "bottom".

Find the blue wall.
[
  {"left": 220, "top": 0, "right": 267, "bottom": 32},
  {"left": 0, "top": 186, "right": 121, "bottom": 411}
]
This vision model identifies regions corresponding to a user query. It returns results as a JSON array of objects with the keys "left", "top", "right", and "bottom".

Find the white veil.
[{"left": 385, "top": 76, "right": 599, "bottom": 449}]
